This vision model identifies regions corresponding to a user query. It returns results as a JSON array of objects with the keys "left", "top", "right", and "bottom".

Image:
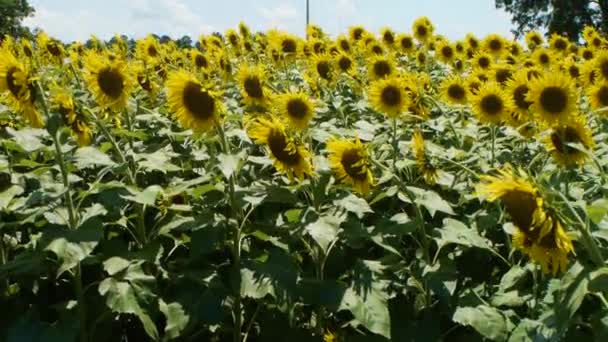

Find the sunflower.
[
  {"left": 191, "top": 50, "right": 209, "bottom": 70},
  {"left": 587, "top": 81, "right": 608, "bottom": 111},
  {"left": 166, "top": 70, "right": 223, "bottom": 132},
  {"left": 335, "top": 35, "right": 351, "bottom": 53},
  {"left": 51, "top": 88, "right": 92, "bottom": 146},
  {"left": 309, "top": 52, "right": 335, "bottom": 84},
  {"left": 0, "top": 51, "right": 43, "bottom": 128},
  {"left": 136, "top": 35, "right": 162, "bottom": 65},
  {"left": 491, "top": 64, "right": 514, "bottom": 85},
  {"left": 238, "top": 21, "right": 251, "bottom": 39},
  {"left": 247, "top": 117, "right": 313, "bottom": 181},
  {"left": 580, "top": 61, "right": 598, "bottom": 88},
  {"left": 367, "top": 55, "right": 394, "bottom": 80},
  {"left": 470, "top": 82, "right": 509, "bottom": 124},
  {"left": 435, "top": 40, "right": 456, "bottom": 64},
  {"left": 465, "top": 33, "right": 480, "bottom": 51},
  {"left": 327, "top": 136, "right": 374, "bottom": 195},
  {"left": 531, "top": 48, "right": 554, "bottom": 69},
  {"left": 225, "top": 29, "right": 240, "bottom": 49},
  {"left": 416, "top": 49, "right": 428, "bottom": 66},
  {"left": 349, "top": 26, "right": 367, "bottom": 43},
  {"left": 549, "top": 33, "right": 570, "bottom": 54},
  {"left": 268, "top": 30, "right": 300, "bottom": 59},
  {"left": 472, "top": 51, "right": 493, "bottom": 71},
  {"left": 527, "top": 72, "right": 576, "bottom": 126},
  {"left": 525, "top": 31, "right": 544, "bottom": 50},
  {"left": 592, "top": 50, "right": 608, "bottom": 82},
  {"left": 36, "top": 31, "right": 65, "bottom": 64},
  {"left": 562, "top": 58, "right": 581, "bottom": 81},
  {"left": 335, "top": 52, "right": 355, "bottom": 75},
  {"left": 412, "top": 16, "right": 434, "bottom": 43},
  {"left": 504, "top": 70, "right": 532, "bottom": 121},
  {"left": 580, "top": 47, "right": 595, "bottom": 61},
  {"left": 544, "top": 117, "right": 595, "bottom": 167},
  {"left": 380, "top": 27, "right": 396, "bottom": 47},
  {"left": 274, "top": 92, "right": 315, "bottom": 130},
  {"left": 482, "top": 34, "right": 506, "bottom": 57},
  {"left": 477, "top": 166, "right": 573, "bottom": 275},
  {"left": 20, "top": 39, "right": 34, "bottom": 59},
  {"left": 237, "top": 64, "right": 270, "bottom": 107},
  {"left": 83, "top": 52, "right": 134, "bottom": 112},
  {"left": 369, "top": 76, "right": 408, "bottom": 118},
  {"left": 397, "top": 34, "right": 415, "bottom": 55},
  {"left": 440, "top": 75, "right": 469, "bottom": 105},
  {"left": 412, "top": 130, "right": 438, "bottom": 185}
]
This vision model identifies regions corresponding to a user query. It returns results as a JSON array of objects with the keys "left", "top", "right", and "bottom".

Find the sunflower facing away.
[
  {"left": 477, "top": 166, "right": 574, "bottom": 275},
  {"left": 166, "top": 70, "right": 223, "bottom": 132},
  {"left": 247, "top": 117, "right": 313, "bottom": 181},
  {"left": 51, "top": 88, "right": 92, "bottom": 146},
  {"left": 412, "top": 130, "right": 439, "bottom": 185},
  {"left": 236, "top": 64, "right": 270, "bottom": 107},
  {"left": 274, "top": 92, "right": 315, "bottom": 130},
  {"left": 527, "top": 72, "right": 576, "bottom": 126},
  {"left": 369, "top": 76, "right": 408, "bottom": 118},
  {"left": 83, "top": 52, "right": 134, "bottom": 112},
  {"left": 470, "top": 82, "right": 509, "bottom": 125},
  {"left": 0, "top": 50, "right": 44, "bottom": 128},
  {"left": 544, "top": 117, "right": 595, "bottom": 167},
  {"left": 327, "top": 136, "right": 374, "bottom": 195}
]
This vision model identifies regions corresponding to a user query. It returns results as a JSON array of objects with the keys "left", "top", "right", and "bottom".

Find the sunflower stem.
[
  {"left": 490, "top": 125, "right": 497, "bottom": 168},
  {"left": 391, "top": 118, "right": 399, "bottom": 172}
]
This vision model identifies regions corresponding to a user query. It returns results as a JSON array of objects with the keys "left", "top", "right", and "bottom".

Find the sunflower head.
[
  {"left": 471, "top": 82, "right": 509, "bottom": 125},
  {"left": 482, "top": 34, "right": 506, "bottom": 57},
  {"left": 191, "top": 50, "right": 209, "bottom": 70},
  {"left": 335, "top": 52, "right": 354, "bottom": 75},
  {"left": 380, "top": 27, "right": 396, "bottom": 47},
  {"left": 166, "top": 69, "right": 223, "bottom": 132},
  {"left": 274, "top": 92, "right": 315, "bottom": 130},
  {"left": 587, "top": 81, "right": 608, "bottom": 111},
  {"left": 532, "top": 48, "right": 554, "bottom": 69},
  {"left": 412, "top": 130, "right": 438, "bottom": 184},
  {"left": 435, "top": 40, "right": 456, "bottom": 64},
  {"left": 369, "top": 76, "right": 408, "bottom": 118},
  {"left": 504, "top": 70, "right": 533, "bottom": 119},
  {"left": 525, "top": 30, "right": 544, "bottom": 50},
  {"left": 397, "top": 34, "right": 415, "bottom": 54},
  {"left": 136, "top": 35, "right": 162, "bottom": 65},
  {"left": 549, "top": 33, "right": 570, "bottom": 54},
  {"left": 237, "top": 64, "right": 269, "bottom": 107},
  {"left": 309, "top": 52, "right": 335, "bottom": 84},
  {"left": 440, "top": 75, "right": 468, "bottom": 105},
  {"left": 527, "top": 72, "right": 576, "bottom": 126},
  {"left": 367, "top": 55, "right": 394, "bottom": 80},
  {"left": 544, "top": 117, "right": 595, "bottom": 167},
  {"left": 327, "top": 136, "right": 374, "bottom": 195},
  {"left": 412, "top": 16, "right": 434, "bottom": 43},
  {"left": 349, "top": 26, "right": 366, "bottom": 42},
  {"left": 472, "top": 52, "right": 493, "bottom": 71},
  {"left": 83, "top": 52, "right": 134, "bottom": 112}
]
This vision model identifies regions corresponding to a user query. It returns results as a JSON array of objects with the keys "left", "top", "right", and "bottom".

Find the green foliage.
[{"left": 0, "top": 0, "right": 34, "bottom": 39}]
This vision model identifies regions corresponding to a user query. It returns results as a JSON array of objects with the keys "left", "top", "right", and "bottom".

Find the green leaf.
[
  {"left": 103, "top": 257, "right": 131, "bottom": 276},
  {"left": 74, "top": 146, "right": 116, "bottom": 168},
  {"left": 42, "top": 219, "right": 103, "bottom": 276},
  {"left": 339, "top": 286, "right": 391, "bottom": 339},
  {"left": 240, "top": 267, "right": 275, "bottom": 299},
  {"left": 159, "top": 299, "right": 189, "bottom": 340},
  {"left": 123, "top": 185, "right": 163, "bottom": 206},
  {"left": 406, "top": 186, "right": 454, "bottom": 216},
  {"left": 305, "top": 214, "right": 344, "bottom": 253},
  {"left": 217, "top": 151, "right": 246, "bottom": 179},
  {"left": 436, "top": 218, "right": 492, "bottom": 251},
  {"left": 589, "top": 267, "right": 608, "bottom": 292},
  {"left": 7, "top": 127, "right": 46, "bottom": 152},
  {"left": 507, "top": 319, "right": 549, "bottom": 342},
  {"left": 135, "top": 148, "right": 181, "bottom": 173},
  {"left": 0, "top": 185, "right": 23, "bottom": 210},
  {"left": 333, "top": 194, "right": 373, "bottom": 219},
  {"left": 453, "top": 305, "right": 511, "bottom": 342},
  {"left": 587, "top": 199, "right": 608, "bottom": 224}
]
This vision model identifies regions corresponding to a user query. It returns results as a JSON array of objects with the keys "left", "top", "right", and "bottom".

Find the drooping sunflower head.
[
  {"left": 440, "top": 75, "right": 469, "bottom": 105},
  {"left": 587, "top": 81, "right": 608, "bottom": 111},
  {"left": 247, "top": 116, "right": 313, "bottom": 181},
  {"left": 369, "top": 75, "right": 408, "bottom": 118},
  {"left": 166, "top": 69, "right": 223, "bottom": 132},
  {"left": 471, "top": 82, "right": 509, "bottom": 125},
  {"left": 236, "top": 64, "right": 269, "bottom": 107},
  {"left": 367, "top": 55, "right": 394, "bottom": 80},
  {"left": 412, "top": 16, "right": 434, "bottom": 43},
  {"left": 525, "top": 30, "right": 544, "bottom": 50},
  {"left": 544, "top": 116, "right": 595, "bottom": 167},
  {"left": 274, "top": 92, "right": 315, "bottom": 130},
  {"left": 326, "top": 136, "right": 374, "bottom": 195},
  {"left": 411, "top": 130, "right": 438, "bottom": 185},
  {"left": 83, "top": 52, "right": 134, "bottom": 112},
  {"left": 527, "top": 71, "right": 576, "bottom": 126},
  {"left": 482, "top": 33, "right": 506, "bottom": 57},
  {"left": 527, "top": 219, "right": 574, "bottom": 276}
]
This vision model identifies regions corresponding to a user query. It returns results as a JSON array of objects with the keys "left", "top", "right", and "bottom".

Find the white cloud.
[{"left": 257, "top": 2, "right": 299, "bottom": 31}]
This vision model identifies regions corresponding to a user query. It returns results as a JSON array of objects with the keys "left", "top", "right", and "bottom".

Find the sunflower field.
[{"left": 3, "top": 17, "right": 608, "bottom": 342}]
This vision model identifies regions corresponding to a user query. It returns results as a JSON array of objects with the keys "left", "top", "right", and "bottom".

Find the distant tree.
[
  {"left": 496, "top": 0, "right": 608, "bottom": 40},
  {"left": 176, "top": 35, "right": 193, "bottom": 48},
  {"left": 0, "top": 0, "right": 35, "bottom": 39}
]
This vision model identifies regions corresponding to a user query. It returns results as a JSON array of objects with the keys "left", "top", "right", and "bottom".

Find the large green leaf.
[
  {"left": 453, "top": 305, "right": 512, "bottom": 342},
  {"left": 333, "top": 194, "right": 373, "bottom": 219},
  {"left": 305, "top": 214, "right": 345, "bottom": 253},
  {"left": 159, "top": 299, "right": 189, "bottom": 340},
  {"left": 74, "top": 146, "right": 117, "bottom": 168},
  {"left": 436, "top": 218, "right": 492, "bottom": 251},
  {"left": 339, "top": 285, "right": 391, "bottom": 339}
]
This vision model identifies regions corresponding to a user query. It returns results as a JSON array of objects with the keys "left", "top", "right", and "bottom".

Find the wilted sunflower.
[
  {"left": 470, "top": 82, "right": 509, "bottom": 124},
  {"left": 367, "top": 55, "right": 394, "bottom": 80},
  {"left": 84, "top": 52, "right": 134, "bottom": 112},
  {"left": 440, "top": 75, "right": 468, "bottom": 105},
  {"left": 587, "top": 81, "right": 608, "bottom": 111},
  {"left": 369, "top": 76, "right": 408, "bottom": 118},
  {"left": 236, "top": 64, "right": 270, "bottom": 107},
  {"left": 477, "top": 166, "right": 573, "bottom": 275},
  {"left": 412, "top": 130, "right": 438, "bottom": 184},
  {"left": 247, "top": 117, "right": 313, "bottom": 181},
  {"left": 412, "top": 16, "right": 434, "bottom": 43},
  {"left": 525, "top": 30, "right": 544, "bottom": 50},
  {"left": 274, "top": 92, "right": 315, "bottom": 130},
  {"left": 166, "top": 70, "right": 223, "bottom": 132},
  {"left": 527, "top": 72, "right": 576, "bottom": 126},
  {"left": 544, "top": 117, "right": 595, "bottom": 167},
  {"left": 562, "top": 58, "right": 581, "bottom": 80},
  {"left": 327, "top": 136, "right": 374, "bottom": 195},
  {"left": 0, "top": 50, "right": 44, "bottom": 128},
  {"left": 51, "top": 88, "right": 92, "bottom": 146}
]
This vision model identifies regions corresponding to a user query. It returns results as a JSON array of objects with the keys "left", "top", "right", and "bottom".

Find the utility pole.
[{"left": 306, "top": 0, "right": 310, "bottom": 38}]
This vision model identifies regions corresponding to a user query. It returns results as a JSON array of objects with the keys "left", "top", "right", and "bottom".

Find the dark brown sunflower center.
[
  {"left": 401, "top": 37, "right": 413, "bottom": 49},
  {"left": 286, "top": 99, "right": 308, "bottom": 119},
  {"left": 352, "top": 28, "right": 364, "bottom": 40},
  {"left": 341, "top": 148, "right": 367, "bottom": 181},
  {"left": 539, "top": 86, "right": 568, "bottom": 114},
  {"left": 416, "top": 25, "right": 428, "bottom": 37},
  {"left": 539, "top": 53, "right": 550, "bottom": 64},
  {"left": 182, "top": 81, "right": 215, "bottom": 120},
  {"left": 47, "top": 42, "right": 61, "bottom": 56},
  {"left": 513, "top": 85, "right": 531, "bottom": 110},
  {"left": 267, "top": 129, "right": 300, "bottom": 165},
  {"left": 97, "top": 67, "right": 124, "bottom": 99},
  {"left": 383, "top": 32, "right": 395, "bottom": 44},
  {"left": 568, "top": 65, "right": 580, "bottom": 78},
  {"left": 554, "top": 39, "right": 567, "bottom": 50},
  {"left": 316, "top": 61, "right": 331, "bottom": 80},
  {"left": 551, "top": 126, "right": 581, "bottom": 154},
  {"left": 282, "top": 38, "right": 297, "bottom": 54},
  {"left": 583, "top": 50, "right": 594, "bottom": 60},
  {"left": 340, "top": 40, "right": 350, "bottom": 51},
  {"left": 6, "top": 66, "right": 23, "bottom": 98},
  {"left": 371, "top": 45, "right": 383, "bottom": 55},
  {"left": 531, "top": 36, "right": 542, "bottom": 45},
  {"left": 600, "top": 60, "right": 608, "bottom": 79},
  {"left": 496, "top": 69, "right": 512, "bottom": 84},
  {"left": 137, "top": 75, "right": 152, "bottom": 92},
  {"left": 478, "top": 57, "right": 490, "bottom": 69},
  {"left": 243, "top": 76, "right": 264, "bottom": 98},
  {"left": 381, "top": 85, "right": 402, "bottom": 106},
  {"left": 597, "top": 85, "right": 608, "bottom": 106},
  {"left": 448, "top": 84, "right": 466, "bottom": 100},
  {"left": 313, "top": 42, "right": 324, "bottom": 54},
  {"left": 480, "top": 94, "right": 503, "bottom": 115},
  {"left": 338, "top": 57, "right": 352, "bottom": 71},
  {"left": 489, "top": 39, "right": 502, "bottom": 51},
  {"left": 441, "top": 46, "right": 453, "bottom": 59},
  {"left": 194, "top": 55, "right": 207, "bottom": 68},
  {"left": 147, "top": 45, "right": 158, "bottom": 57},
  {"left": 373, "top": 61, "right": 391, "bottom": 78},
  {"left": 500, "top": 190, "right": 538, "bottom": 232}
]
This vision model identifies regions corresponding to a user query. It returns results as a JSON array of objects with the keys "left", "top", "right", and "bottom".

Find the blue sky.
[{"left": 24, "top": 0, "right": 515, "bottom": 42}]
